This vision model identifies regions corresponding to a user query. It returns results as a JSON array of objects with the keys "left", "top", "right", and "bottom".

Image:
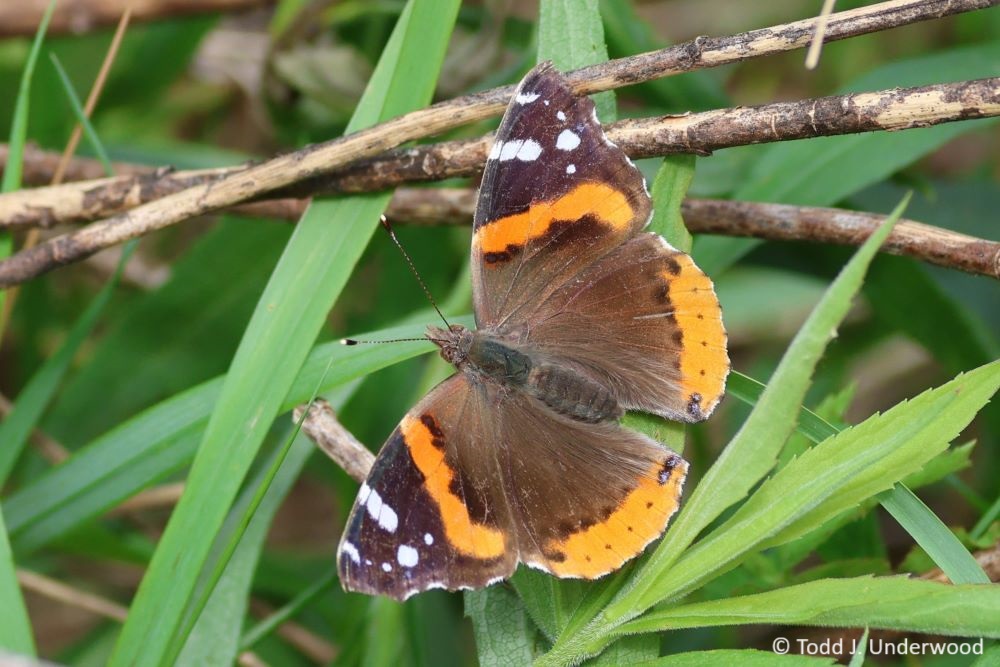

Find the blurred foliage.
[{"left": 0, "top": 0, "right": 997, "bottom": 665}]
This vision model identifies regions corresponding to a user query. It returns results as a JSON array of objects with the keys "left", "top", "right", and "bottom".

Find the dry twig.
[
  {"left": 0, "top": 0, "right": 274, "bottom": 38},
  {"left": 294, "top": 399, "right": 375, "bottom": 483},
  {"left": 681, "top": 199, "right": 1000, "bottom": 278},
  {"left": 0, "top": 76, "right": 997, "bottom": 286},
  {"left": 7, "top": 77, "right": 1000, "bottom": 229},
  {"left": 0, "top": 0, "right": 993, "bottom": 287},
  {"left": 17, "top": 569, "right": 268, "bottom": 667}
]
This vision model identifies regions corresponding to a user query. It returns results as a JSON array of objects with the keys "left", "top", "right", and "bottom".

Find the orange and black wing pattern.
[
  {"left": 337, "top": 375, "right": 516, "bottom": 601},
  {"left": 472, "top": 63, "right": 651, "bottom": 329},
  {"left": 526, "top": 233, "right": 729, "bottom": 422}
]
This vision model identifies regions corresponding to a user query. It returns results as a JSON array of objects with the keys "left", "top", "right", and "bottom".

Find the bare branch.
[
  {"left": 17, "top": 568, "right": 268, "bottom": 667},
  {"left": 18, "top": 568, "right": 127, "bottom": 622},
  {"left": 680, "top": 199, "right": 1000, "bottom": 278},
  {"left": 6, "top": 77, "right": 999, "bottom": 229},
  {"left": 0, "top": 77, "right": 996, "bottom": 283},
  {"left": 0, "top": 0, "right": 275, "bottom": 38},
  {"left": 0, "top": 0, "right": 992, "bottom": 287},
  {"left": 294, "top": 399, "right": 374, "bottom": 483}
]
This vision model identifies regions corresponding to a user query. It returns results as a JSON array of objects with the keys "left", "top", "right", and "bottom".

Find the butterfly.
[{"left": 337, "top": 62, "right": 729, "bottom": 600}]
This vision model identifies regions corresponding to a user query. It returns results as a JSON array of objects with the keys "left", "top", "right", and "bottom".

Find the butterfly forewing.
[
  {"left": 472, "top": 64, "right": 651, "bottom": 329},
  {"left": 337, "top": 375, "right": 517, "bottom": 600}
]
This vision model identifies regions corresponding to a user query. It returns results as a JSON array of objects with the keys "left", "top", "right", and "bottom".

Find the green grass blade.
[
  {"left": 0, "top": 0, "right": 57, "bottom": 335},
  {"left": 648, "top": 154, "right": 695, "bottom": 252},
  {"left": 848, "top": 628, "right": 869, "bottom": 667},
  {"left": 0, "top": 53, "right": 128, "bottom": 485},
  {"left": 0, "top": 506, "right": 34, "bottom": 655},
  {"left": 176, "top": 406, "right": 336, "bottom": 665},
  {"left": 239, "top": 569, "right": 337, "bottom": 651},
  {"left": 173, "top": 370, "right": 352, "bottom": 663},
  {"left": 4, "top": 319, "right": 450, "bottom": 555},
  {"left": 538, "top": 0, "right": 615, "bottom": 122},
  {"left": 0, "top": 4, "right": 61, "bottom": 653},
  {"left": 0, "top": 0, "right": 56, "bottom": 193},
  {"left": 879, "top": 485, "right": 990, "bottom": 584},
  {"left": 972, "top": 494, "right": 1000, "bottom": 541},
  {"left": 48, "top": 53, "right": 114, "bottom": 170},
  {"left": 108, "top": 3, "right": 460, "bottom": 663},
  {"left": 618, "top": 576, "right": 1000, "bottom": 638},
  {"left": 539, "top": 199, "right": 907, "bottom": 666}
]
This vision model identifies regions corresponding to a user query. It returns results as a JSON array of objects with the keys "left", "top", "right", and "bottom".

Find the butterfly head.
[{"left": 427, "top": 324, "right": 474, "bottom": 367}]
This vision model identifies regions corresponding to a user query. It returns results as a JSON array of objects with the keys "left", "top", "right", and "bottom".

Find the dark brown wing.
[
  {"left": 338, "top": 371, "right": 689, "bottom": 596},
  {"left": 472, "top": 63, "right": 651, "bottom": 329},
  {"left": 524, "top": 233, "right": 729, "bottom": 422},
  {"left": 337, "top": 374, "right": 517, "bottom": 601},
  {"left": 493, "top": 392, "right": 688, "bottom": 578}
]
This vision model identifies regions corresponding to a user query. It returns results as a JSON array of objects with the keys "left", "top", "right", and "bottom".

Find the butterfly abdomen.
[{"left": 527, "top": 363, "right": 622, "bottom": 424}]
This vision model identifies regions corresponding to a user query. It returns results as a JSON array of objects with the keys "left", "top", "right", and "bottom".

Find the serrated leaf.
[
  {"left": 649, "top": 649, "right": 835, "bottom": 666},
  {"left": 619, "top": 576, "right": 1000, "bottom": 638},
  {"left": 652, "top": 361, "right": 999, "bottom": 599},
  {"left": 538, "top": 201, "right": 905, "bottom": 666}
]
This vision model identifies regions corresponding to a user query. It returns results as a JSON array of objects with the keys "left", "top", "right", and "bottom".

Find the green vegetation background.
[{"left": 0, "top": 1, "right": 997, "bottom": 665}]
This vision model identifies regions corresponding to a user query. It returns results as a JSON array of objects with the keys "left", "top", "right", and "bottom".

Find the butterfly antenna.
[
  {"left": 341, "top": 337, "right": 432, "bottom": 346},
  {"left": 379, "top": 215, "right": 451, "bottom": 329}
]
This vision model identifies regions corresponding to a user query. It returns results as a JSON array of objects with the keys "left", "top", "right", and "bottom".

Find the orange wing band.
[
  {"left": 401, "top": 414, "right": 507, "bottom": 559},
  {"left": 542, "top": 457, "right": 687, "bottom": 578},
  {"left": 665, "top": 254, "right": 728, "bottom": 414},
  {"left": 475, "top": 182, "right": 633, "bottom": 255}
]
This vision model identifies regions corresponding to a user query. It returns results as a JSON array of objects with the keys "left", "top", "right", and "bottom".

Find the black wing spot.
[
  {"left": 420, "top": 414, "right": 446, "bottom": 449},
  {"left": 686, "top": 393, "right": 703, "bottom": 419},
  {"left": 658, "top": 455, "right": 683, "bottom": 484}
]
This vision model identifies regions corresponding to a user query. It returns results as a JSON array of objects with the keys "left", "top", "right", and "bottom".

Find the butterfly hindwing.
[
  {"left": 524, "top": 233, "right": 729, "bottom": 421},
  {"left": 472, "top": 63, "right": 651, "bottom": 328},
  {"left": 492, "top": 392, "right": 688, "bottom": 577}
]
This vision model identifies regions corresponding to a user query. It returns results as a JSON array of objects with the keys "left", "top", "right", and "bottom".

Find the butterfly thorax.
[{"left": 427, "top": 324, "right": 622, "bottom": 424}]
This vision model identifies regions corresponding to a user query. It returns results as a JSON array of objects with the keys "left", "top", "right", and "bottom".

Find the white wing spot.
[
  {"left": 378, "top": 504, "right": 398, "bottom": 533},
  {"left": 364, "top": 488, "right": 382, "bottom": 518},
  {"left": 515, "top": 91, "right": 540, "bottom": 105},
  {"left": 556, "top": 129, "right": 581, "bottom": 151},
  {"left": 397, "top": 545, "right": 419, "bottom": 567},
  {"left": 358, "top": 483, "right": 371, "bottom": 503},
  {"left": 341, "top": 541, "right": 361, "bottom": 564},
  {"left": 566, "top": 164, "right": 576, "bottom": 174},
  {"left": 382, "top": 562, "right": 392, "bottom": 573},
  {"left": 543, "top": 99, "right": 550, "bottom": 106},
  {"left": 488, "top": 140, "right": 503, "bottom": 160},
  {"left": 424, "top": 533, "right": 434, "bottom": 545},
  {"left": 365, "top": 489, "right": 398, "bottom": 533},
  {"left": 499, "top": 139, "right": 523, "bottom": 161},
  {"left": 557, "top": 110, "right": 567, "bottom": 121},
  {"left": 515, "top": 139, "right": 542, "bottom": 162}
]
